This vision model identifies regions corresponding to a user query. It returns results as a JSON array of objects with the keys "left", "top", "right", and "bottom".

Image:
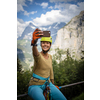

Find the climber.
[{"left": 28, "top": 28, "right": 67, "bottom": 100}]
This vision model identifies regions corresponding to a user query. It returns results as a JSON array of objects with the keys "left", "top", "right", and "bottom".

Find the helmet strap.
[{"left": 42, "top": 48, "right": 50, "bottom": 54}]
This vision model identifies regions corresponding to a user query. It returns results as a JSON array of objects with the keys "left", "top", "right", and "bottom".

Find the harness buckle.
[{"left": 32, "top": 77, "right": 40, "bottom": 82}]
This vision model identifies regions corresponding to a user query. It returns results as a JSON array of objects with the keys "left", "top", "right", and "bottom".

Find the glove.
[
  {"left": 31, "top": 28, "right": 42, "bottom": 46},
  {"left": 55, "top": 85, "right": 59, "bottom": 89}
]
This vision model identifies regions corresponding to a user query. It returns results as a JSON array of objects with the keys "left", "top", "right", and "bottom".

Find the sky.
[{"left": 17, "top": 0, "right": 84, "bottom": 37}]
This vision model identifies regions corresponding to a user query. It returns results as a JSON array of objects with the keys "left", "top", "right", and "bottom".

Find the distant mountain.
[
  {"left": 17, "top": 22, "right": 66, "bottom": 44},
  {"left": 17, "top": 48, "right": 25, "bottom": 61},
  {"left": 18, "top": 22, "right": 36, "bottom": 40}
]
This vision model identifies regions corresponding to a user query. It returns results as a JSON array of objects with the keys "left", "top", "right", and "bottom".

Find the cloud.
[
  {"left": 17, "top": 0, "right": 27, "bottom": 12},
  {"left": 49, "top": 0, "right": 82, "bottom": 3},
  {"left": 48, "top": 6, "right": 53, "bottom": 9},
  {"left": 32, "top": 2, "right": 84, "bottom": 26},
  {"left": 54, "top": 2, "right": 84, "bottom": 16},
  {"left": 17, "top": 0, "right": 36, "bottom": 16},
  {"left": 49, "top": 0, "right": 71, "bottom": 3},
  {"left": 35, "top": 2, "right": 48, "bottom": 8},
  {"left": 77, "top": 2, "right": 84, "bottom": 11},
  {"left": 28, "top": 0, "right": 33, "bottom": 4},
  {"left": 33, "top": 10, "right": 68, "bottom": 26},
  {"left": 17, "top": 18, "right": 30, "bottom": 37},
  {"left": 41, "top": 2, "right": 48, "bottom": 8},
  {"left": 24, "top": 11, "right": 37, "bottom": 16},
  {"left": 17, "top": 0, "right": 34, "bottom": 12},
  {"left": 69, "top": 4, "right": 78, "bottom": 12}
]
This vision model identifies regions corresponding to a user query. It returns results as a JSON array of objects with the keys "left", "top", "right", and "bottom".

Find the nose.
[{"left": 44, "top": 42, "right": 47, "bottom": 45}]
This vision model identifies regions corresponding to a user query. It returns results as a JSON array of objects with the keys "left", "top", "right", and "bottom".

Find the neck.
[
  {"left": 41, "top": 51, "right": 49, "bottom": 59},
  {"left": 41, "top": 51, "right": 48, "bottom": 55}
]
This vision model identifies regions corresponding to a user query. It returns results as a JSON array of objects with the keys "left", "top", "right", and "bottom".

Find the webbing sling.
[
  {"left": 32, "top": 73, "right": 52, "bottom": 100},
  {"left": 32, "top": 73, "right": 50, "bottom": 81}
]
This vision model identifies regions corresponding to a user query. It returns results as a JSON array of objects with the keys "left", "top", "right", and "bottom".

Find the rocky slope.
[{"left": 51, "top": 11, "right": 84, "bottom": 60}]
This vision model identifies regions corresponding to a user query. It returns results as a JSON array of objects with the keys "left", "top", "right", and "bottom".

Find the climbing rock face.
[{"left": 51, "top": 11, "right": 84, "bottom": 59}]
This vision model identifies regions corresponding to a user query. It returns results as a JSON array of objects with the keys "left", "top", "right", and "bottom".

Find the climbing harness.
[
  {"left": 43, "top": 82, "right": 52, "bottom": 100},
  {"left": 32, "top": 73, "right": 52, "bottom": 100}
]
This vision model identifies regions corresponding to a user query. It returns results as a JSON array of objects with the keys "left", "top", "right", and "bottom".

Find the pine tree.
[{"left": 17, "top": 57, "right": 22, "bottom": 73}]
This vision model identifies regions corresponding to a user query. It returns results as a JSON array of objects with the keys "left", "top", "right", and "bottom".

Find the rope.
[
  {"left": 59, "top": 81, "right": 84, "bottom": 89},
  {"left": 17, "top": 81, "right": 84, "bottom": 98},
  {"left": 17, "top": 93, "right": 28, "bottom": 98}
]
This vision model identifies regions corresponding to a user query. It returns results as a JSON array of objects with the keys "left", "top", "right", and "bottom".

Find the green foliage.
[
  {"left": 17, "top": 57, "right": 22, "bottom": 73},
  {"left": 17, "top": 57, "right": 33, "bottom": 100},
  {"left": 17, "top": 70, "right": 33, "bottom": 100},
  {"left": 72, "top": 92, "right": 84, "bottom": 100},
  {"left": 17, "top": 71, "right": 32, "bottom": 95},
  {"left": 53, "top": 48, "right": 66, "bottom": 62},
  {"left": 52, "top": 48, "right": 84, "bottom": 99}
]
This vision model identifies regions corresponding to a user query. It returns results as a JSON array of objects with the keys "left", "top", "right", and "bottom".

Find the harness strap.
[
  {"left": 32, "top": 73, "right": 50, "bottom": 81},
  {"left": 32, "top": 73, "right": 52, "bottom": 100}
]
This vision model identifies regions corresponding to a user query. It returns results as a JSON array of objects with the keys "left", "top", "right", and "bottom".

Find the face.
[{"left": 41, "top": 41, "right": 51, "bottom": 51}]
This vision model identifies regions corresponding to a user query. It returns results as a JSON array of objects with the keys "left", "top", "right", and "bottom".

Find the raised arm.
[
  {"left": 32, "top": 46, "right": 39, "bottom": 57},
  {"left": 31, "top": 28, "right": 43, "bottom": 57}
]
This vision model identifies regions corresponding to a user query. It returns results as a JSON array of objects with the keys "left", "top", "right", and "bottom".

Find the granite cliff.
[{"left": 51, "top": 11, "right": 84, "bottom": 60}]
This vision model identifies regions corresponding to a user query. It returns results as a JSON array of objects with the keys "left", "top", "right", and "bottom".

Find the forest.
[{"left": 17, "top": 48, "right": 84, "bottom": 100}]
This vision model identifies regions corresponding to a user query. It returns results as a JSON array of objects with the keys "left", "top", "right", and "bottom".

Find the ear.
[{"left": 50, "top": 42, "right": 51, "bottom": 46}]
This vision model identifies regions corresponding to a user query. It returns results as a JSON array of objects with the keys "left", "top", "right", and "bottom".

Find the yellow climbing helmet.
[{"left": 40, "top": 36, "right": 52, "bottom": 43}]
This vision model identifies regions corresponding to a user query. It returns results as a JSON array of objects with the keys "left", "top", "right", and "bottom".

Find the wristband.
[{"left": 31, "top": 43, "right": 37, "bottom": 46}]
